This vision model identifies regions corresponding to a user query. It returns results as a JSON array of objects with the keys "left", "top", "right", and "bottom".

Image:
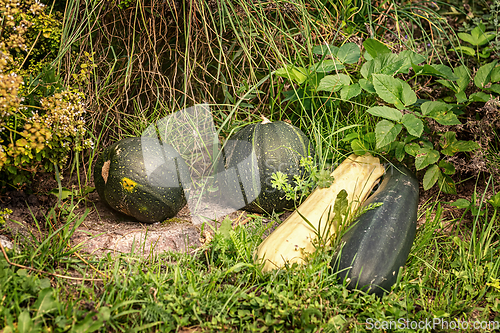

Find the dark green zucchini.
[{"left": 332, "top": 164, "right": 419, "bottom": 296}]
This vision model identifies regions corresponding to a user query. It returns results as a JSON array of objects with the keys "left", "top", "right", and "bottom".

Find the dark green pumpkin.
[
  {"left": 94, "top": 137, "right": 189, "bottom": 223},
  {"left": 331, "top": 164, "right": 419, "bottom": 296},
  {"left": 220, "top": 118, "right": 314, "bottom": 213}
]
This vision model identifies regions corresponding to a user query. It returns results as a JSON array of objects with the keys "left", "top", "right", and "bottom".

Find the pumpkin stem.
[{"left": 260, "top": 115, "right": 271, "bottom": 124}]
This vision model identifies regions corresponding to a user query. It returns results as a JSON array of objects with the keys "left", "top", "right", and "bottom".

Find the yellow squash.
[{"left": 255, "top": 153, "right": 385, "bottom": 272}]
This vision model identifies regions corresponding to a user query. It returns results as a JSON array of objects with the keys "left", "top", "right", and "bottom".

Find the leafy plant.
[
  {"left": 276, "top": 38, "right": 490, "bottom": 193},
  {"left": 454, "top": 22, "right": 496, "bottom": 60}
]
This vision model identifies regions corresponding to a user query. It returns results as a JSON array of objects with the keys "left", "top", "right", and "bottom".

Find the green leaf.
[
  {"left": 469, "top": 91, "right": 491, "bottom": 102},
  {"left": 312, "top": 44, "right": 339, "bottom": 57},
  {"left": 316, "top": 74, "right": 351, "bottom": 92},
  {"left": 35, "top": 288, "right": 57, "bottom": 315},
  {"left": 218, "top": 216, "right": 232, "bottom": 239},
  {"left": 471, "top": 23, "right": 496, "bottom": 46},
  {"left": 402, "top": 113, "right": 424, "bottom": 137},
  {"left": 415, "top": 148, "right": 440, "bottom": 170},
  {"left": 436, "top": 79, "right": 457, "bottom": 92},
  {"left": 395, "top": 141, "right": 406, "bottom": 161},
  {"left": 449, "top": 198, "right": 471, "bottom": 209},
  {"left": 438, "top": 174, "right": 457, "bottom": 194},
  {"left": 412, "top": 63, "right": 443, "bottom": 77},
  {"left": 440, "top": 132, "right": 480, "bottom": 156},
  {"left": 340, "top": 83, "right": 361, "bottom": 100},
  {"left": 455, "top": 91, "right": 468, "bottom": 103},
  {"left": 275, "top": 65, "right": 308, "bottom": 84},
  {"left": 458, "top": 32, "right": 477, "bottom": 45},
  {"left": 337, "top": 43, "right": 360, "bottom": 64},
  {"left": 309, "top": 59, "right": 344, "bottom": 73},
  {"left": 487, "top": 192, "right": 500, "bottom": 208},
  {"left": 474, "top": 61, "right": 498, "bottom": 88},
  {"left": 453, "top": 45, "right": 476, "bottom": 56},
  {"left": 351, "top": 139, "right": 368, "bottom": 155},
  {"left": 490, "top": 66, "right": 500, "bottom": 82},
  {"left": 366, "top": 106, "right": 402, "bottom": 121},
  {"left": 372, "top": 74, "right": 416, "bottom": 109},
  {"left": 375, "top": 120, "right": 402, "bottom": 149},
  {"left": 438, "top": 160, "right": 456, "bottom": 175},
  {"left": 423, "top": 164, "right": 440, "bottom": 190},
  {"left": 359, "top": 79, "right": 375, "bottom": 93},
  {"left": 486, "top": 84, "right": 500, "bottom": 94},
  {"left": 432, "top": 64, "right": 458, "bottom": 81},
  {"left": 454, "top": 65, "right": 471, "bottom": 92},
  {"left": 397, "top": 50, "right": 426, "bottom": 74},
  {"left": 363, "top": 39, "right": 391, "bottom": 59},
  {"left": 18, "top": 311, "right": 32, "bottom": 333},
  {"left": 421, "top": 101, "right": 460, "bottom": 125},
  {"left": 405, "top": 142, "right": 420, "bottom": 156}
]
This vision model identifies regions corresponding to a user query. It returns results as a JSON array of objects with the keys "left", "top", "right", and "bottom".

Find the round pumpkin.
[
  {"left": 94, "top": 137, "right": 190, "bottom": 223},
  {"left": 220, "top": 118, "right": 314, "bottom": 213}
]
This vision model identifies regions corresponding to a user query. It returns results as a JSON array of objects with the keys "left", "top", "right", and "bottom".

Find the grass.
[{"left": 1, "top": 0, "right": 500, "bottom": 331}]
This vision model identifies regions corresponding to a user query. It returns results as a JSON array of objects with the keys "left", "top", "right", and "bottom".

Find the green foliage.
[
  {"left": 270, "top": 156, "right": 333, "bottom": 203},
  {"left": 276, "top": 38, "right": 497, "bottom": 192},
  {"left": 454, "top": 22, "right": 495, "bottom": 60},
  {"left": 0, "top": 0, "right": 93, "bottom": 188}
]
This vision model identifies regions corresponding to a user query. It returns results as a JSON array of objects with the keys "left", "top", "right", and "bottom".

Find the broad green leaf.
[
  {"left": 454, "top": 65, "right": 471, "bottom": 92},
  {"left": 317, "top": 74, "right": 351, "bottom": 92},
  {"left": 372, "top": 74, "right": 416, "bottom": 109},
  {"left": 360, "top": 60, "right": 379, "bottom": 79},
  {"left": 405, "top": 142, "right": 420, "bottom": 156},
  {"left": 366, "top": 106, "right": 402, "bottom": 121},
  {"left": 438, "top": 160, "right": 456, "bottom": 175},
  {"left": 395, "top": 141, "right": 406, "bottom": 161},
  {"left": 337, "top": 43, "right": 360, "bottom": 64},
  {"left": 35, "top": 288, "right": 57, "bottom": 315},
  {"left": 453, "top": 45, "right": 476, "bottom": 56},
  {"left": 375, "top": 120, "right": 402, "bottom": 149},
  {"left": 412, "top": 63, "right": 443, "bottom": 77},
  {"left": 474, "top": 61, "right": 498, "bottom": 88},
  {"left": 402, "top": 113, "right": 424, "bottom": 137},
  {"left": 421, "top": 101, "right": 460, "bottom": 125},
  {"left": 340, "top": 83, "right": 361, "bottom": 100},
  {"left": 486, "top": 84, "right": 500, "bottom": 94},
  {"left": 490, "top": 66, "right": 500, "bottom": 82},
  {"left": 18, "top": 311, "right": 32, "bottom": 333},
  {"left": 440, "top": 132, "right": 480, "bottom": 155},
  {"left": 309, "top": 59, "right": 344, "bottom": 73},
  {"left": 487, "top": 192, "right": 500, "bottom": 208},
  {"left": 415, "top": 148, "right": 440, "bottom": 170},
  {"left": 218, "top": 216, "right": 232, "bottom": 239},
  {"left": 442, "top": 140, "right": 480, "bottom": 156},
  {"left": 377, "top": 53, "right": 406, "bottom": 75},
  {"left": 359, "top": 79, "right": 376, "bottom": 93},
  {"left": 398, "top": 50, "right": 426, "bottom": 74},
  {"left": 457, "top": 32, "right": 477, "bottom": 45},
  {"left": 471, "top": 23, "right": 496, "bottom": 46},
  {"left": 450, "top": 198, "right": 471, "bottom": 209},
  {"left": 438, "top": 174, "right": 457, "bottom": 194},
  {"left": 312, "top": 44, "right": 339, "bottom": 57},
  {"left": 423, "top": 164, "right": 440, "bottom": 190},
  {"left": 351, "top": 139, "right": 368, "bottom": 155},
  {"left": 455, "top": 91, "right": 468, "bottom": 103},
  {"left": 436, "top": 79, "right": 457, "bottom": 92},
  {"left": 363, "top": 39, "right": 391, "bottom": 59},
  {"left": 275, "top": 65, "right": 308, "bottom": 84},
  {"left": 469, "top": 91, "right": 491, "bottom": 102},
  {"left": 432, "top": 64, "right": 458, "bottom": 81}
]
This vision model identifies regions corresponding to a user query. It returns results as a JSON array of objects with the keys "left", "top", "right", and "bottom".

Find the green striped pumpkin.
[
  {"left": 94, "top": 137, "right": 189, "bottom": 223},
  {"left": 221, "top": 117, "right": 314, "bottom": 213}
]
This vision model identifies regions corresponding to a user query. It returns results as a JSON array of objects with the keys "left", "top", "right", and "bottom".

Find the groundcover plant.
[{"left": 1, "top": 0, "right": 500, "bottom": 331}]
